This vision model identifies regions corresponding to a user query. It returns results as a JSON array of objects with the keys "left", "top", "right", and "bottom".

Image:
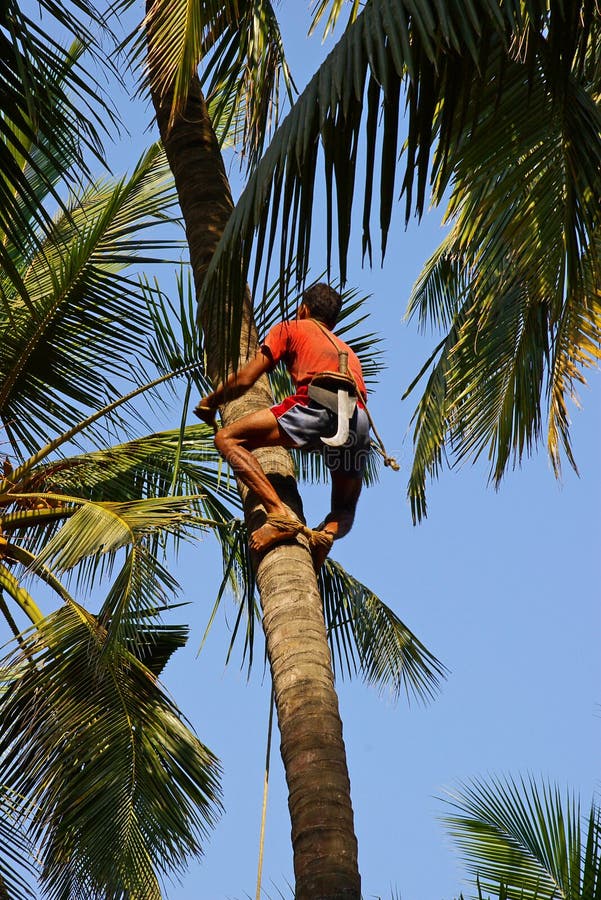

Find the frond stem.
[{"left": 0, "top": 563, "right": 43, "bottom": 624}]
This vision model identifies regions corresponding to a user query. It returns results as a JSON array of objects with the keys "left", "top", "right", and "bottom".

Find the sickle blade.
[{"left": 321, "top": 390, "right": 352, "bottom": 447}]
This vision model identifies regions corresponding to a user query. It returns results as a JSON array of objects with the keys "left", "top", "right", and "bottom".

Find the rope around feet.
[
  {"left": 265, "top": 514, "right": 314, "bottom": 540},
  {"left": 263, "top": 515, "right": 334, "bottom": 570},
  {"left": 308, "top": 529, "right": 334, "bottom": 570}
]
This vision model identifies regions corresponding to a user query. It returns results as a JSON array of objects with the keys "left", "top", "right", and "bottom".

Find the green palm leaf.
[
  {"left": 29, "top": 496, "right": 203, "bottom": 573},
  {"left": 145, "top": 268, "right": 208, "bottom": 390},
  {"left": 404, "top": 39, "right": 601, "bottom": 516},
  {"left": 443, "top": 776, "right": 601, "bottom": 900},
  {"left": 199, "top": 531, "right": 445, "bottom": 702},
  {"left": 0, "top": 797, "right": 36, "bottom": 900},
  {"left": 310, "top": 0, "right": 363, "bottom": 40},
  {"left": 0, "top": 423, "right": 241, "bottom": 608},
  {"left": 0, "top": 142, "right": 184, "bottom": 457},
  {"left": 0, "top": 605, "right": 222, "bottom": 900},
  {"left": 24, "top": 496, "right": 213, "bottom": 649},
  {"left": 0, "top": 2, "right": 116, "bottom": 298},
  {"left": 138, "top": 0, "right": 294, "bottom": 168},
  {"left": 2, "top": 39, "right": 92, "bottom": 251},
  {"left": 200, "top": 1, "right": 596, "bottom": 322},
  {"left": 37, "top": 425, "right": 236, "bottom": 509},
  {"left": 320, "top": 559, "right": 446, "bottom": 702}
]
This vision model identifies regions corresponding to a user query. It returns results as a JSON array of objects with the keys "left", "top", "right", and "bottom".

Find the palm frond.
[
  {"left": 200, "top": 1, "right": 600, "bottom": 367},
  {"left": 18, "top": 495, "right": 212, "bottom": 650},
  {"left": 2, "top": 39, "right": 93, "bottom": 256},
  {"left": 0, "top": 423, "right": 241, "bottom": 603},
  {"left": 0, "top": 605, "right": 222, "bottom": 899},
  {"left": 123, "top": 606, "right": 191, "bottom": 677},
  {"left": 404, "top": 303, "right": 467, "bottom": 523},
  {"left": 193, "top": 531, "right": 445, "bottom": 703},
  {"left": 443, "top": 776, "right": 601, "bottom": 900},
  {"left": 29, "top": 496, "right": 203, "bottom": 575},
  {"left": 31, "top": 425, "right": 236, "bottom": 508},
  {"left": 0, "top": 795, "right": 36, "bottom": 900},
  {"left": 320, "top": 559, "right": 446, "bottom": 702},
  {"left": 406, "top": 242, "right": 469, "bottom": 334},
  {"left": 0, "top": 143, "right": 184, "bottom": 458},
  {"left": 198, "top": 0, "right": 519, "bottom": 322},
  {"left": 310, "top": 0, "right": 363, "bottom": 40},
  {"left": 199, "top": 0, "right": 295, "bottom": 169},
  {"left": 0, "top": 2, "right": 118, "bottom": 297},
  {"left": 145, "top": 268, "right": 208, "bottom": 391},
  {"left": 547, "top": 244, "right": 601, "bottom": 477},
  {"left": 198, "top": 519, "right": 258, "bottom": 672},
  {"left": 404, "top": 41, "right": 601, "bottom": 516},
  {"left": 139, "top": 0, "right": 294, "bottom": 169},
  {"left": 1, "top": 506, "right": 75, "bottom": 564}
]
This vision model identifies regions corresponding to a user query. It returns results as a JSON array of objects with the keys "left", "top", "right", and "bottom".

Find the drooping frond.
[
  {"left": 192, "top": 528, "right": 445, "bottom": 699},
  {"left": 0, "top": 605, "right": 222, "bottom": 900},
  {"left": 547, "top": 238, "right": 601, "bottom": 477},
  {"left": 23, "top": 495, "right": 214, "bottom": 648},
  {"left": 31, "top": 424, "right": 238, "bottom": 512},
  {"left": 443, "top": 776, "right": 601, "bottom": 900},
  {"left": 200, "top": 0, "right": 599, "bottom": 347},
  {"left": 198, "top": 520, "right": 258, "bottom": 672},
  {"left": 404, "top": 38, "right": 601, "bottom": 518},
  {"left": 144, "top": 268, "right": 208, "bottom": 391},
  {"left": 320, "top": 559, "right": 446, "bottom": 703},
  {"left": 29, "top": 496, "right": 202, "bottom": 575}
]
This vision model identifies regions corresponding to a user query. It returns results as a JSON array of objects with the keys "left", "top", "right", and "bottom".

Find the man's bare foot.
[
  {"left": 249, "top": 516, "right": 302, "bottom": 553},
  {"left": 309, "top": 529, "right": 334, "bottom": 570}
]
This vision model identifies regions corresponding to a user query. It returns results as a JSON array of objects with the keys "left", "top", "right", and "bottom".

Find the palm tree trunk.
[{"left": 149, "top": 69, "right": 361, "bottom": 898}]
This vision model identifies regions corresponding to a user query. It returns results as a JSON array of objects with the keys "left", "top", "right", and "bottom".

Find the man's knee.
[{"left": 214, "top": 426, "right": 239, "bottom": 460}]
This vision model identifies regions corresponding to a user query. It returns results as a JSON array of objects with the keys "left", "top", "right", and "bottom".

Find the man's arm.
[{"left": 194, "top": 349, "right": 273, "bottom": 425}]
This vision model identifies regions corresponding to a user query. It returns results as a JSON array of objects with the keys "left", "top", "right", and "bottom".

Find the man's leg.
[
  {"left": 311, "top": 473, "right": 363, "bottom": 568},
  {"left": 214, "top": 408, "right": 302, "bottom": 552}
]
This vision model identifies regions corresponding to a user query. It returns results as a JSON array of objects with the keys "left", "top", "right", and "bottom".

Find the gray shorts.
[{"left": 274, "top": 400, "right": 370, "bottom": 476}]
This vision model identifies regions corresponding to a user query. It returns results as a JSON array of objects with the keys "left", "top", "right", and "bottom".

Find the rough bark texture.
[{"left": 149, "top": 64, "right": 360, "bottom": 898}]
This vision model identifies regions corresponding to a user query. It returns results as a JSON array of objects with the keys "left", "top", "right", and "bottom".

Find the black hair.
[{"left": 302, "top": 283, "right": 342, "bottom": 328}]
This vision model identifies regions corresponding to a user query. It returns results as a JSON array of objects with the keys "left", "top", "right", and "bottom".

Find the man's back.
[{"left": 262, "top": 318, "right": 366, "bottom": 396}]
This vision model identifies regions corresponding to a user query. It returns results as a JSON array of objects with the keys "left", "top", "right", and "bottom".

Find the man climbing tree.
[{"left": 195, "top": 283, "right": 370, "bottom": 568}]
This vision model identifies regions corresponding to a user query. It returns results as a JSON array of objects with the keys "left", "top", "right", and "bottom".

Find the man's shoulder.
[
  {"left": 262, "top": 320, "right": 297, "bottom": 360},
  {"left": 267, "top": 319, "right": 308, "bottom": 342}
]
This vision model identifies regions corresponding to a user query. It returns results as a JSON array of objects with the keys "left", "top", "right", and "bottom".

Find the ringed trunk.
[{"left": 147, "top": 41, "right": 360, "bottom": 897}]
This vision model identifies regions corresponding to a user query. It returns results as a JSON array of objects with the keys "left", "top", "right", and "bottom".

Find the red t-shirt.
[{"left": 261, "top": 319, "right": 367, "bottom": 399}]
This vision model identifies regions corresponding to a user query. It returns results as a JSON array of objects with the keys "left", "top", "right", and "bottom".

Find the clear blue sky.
[{"left": 35, "top": 4, "right": 601, "bottom": 898}]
